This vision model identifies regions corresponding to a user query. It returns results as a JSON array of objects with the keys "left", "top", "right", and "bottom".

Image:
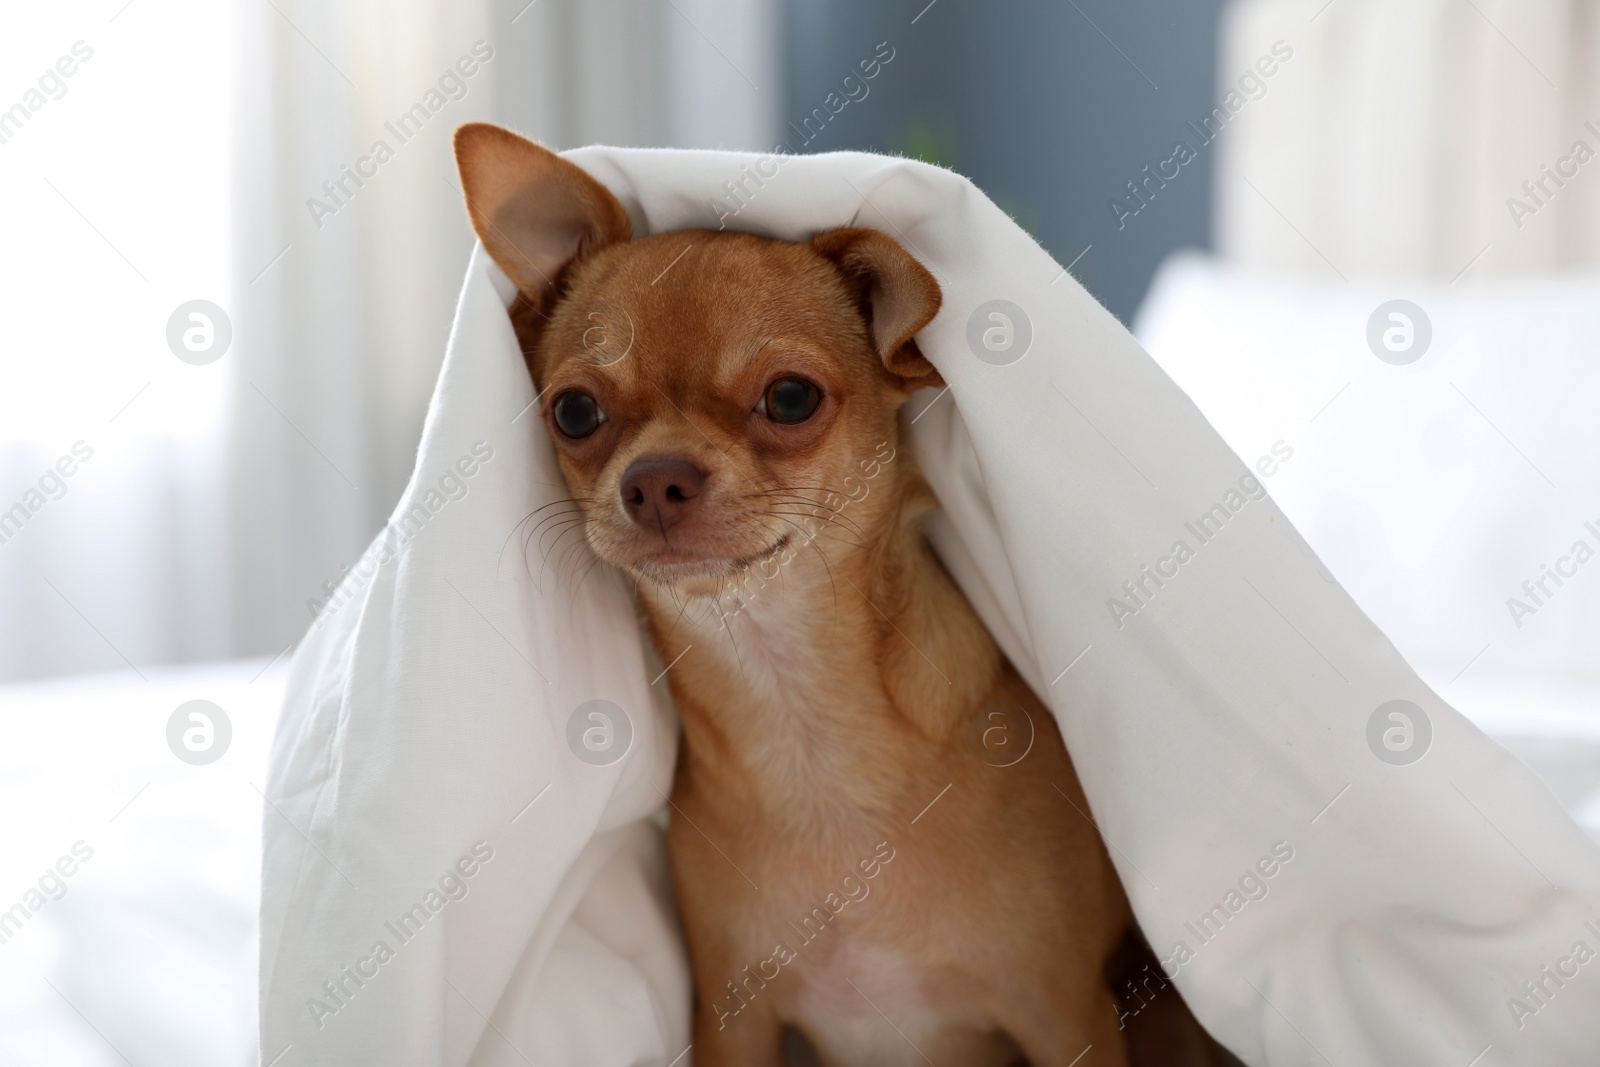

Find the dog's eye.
[
  {"left": 763, "top": 377, "right": 821, "bottom": 424},
  {"left": 552, "top": 390, "right": 603, "bottom": 438}
]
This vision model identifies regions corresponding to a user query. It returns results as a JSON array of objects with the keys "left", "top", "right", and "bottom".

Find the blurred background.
[{"left": 3, "top": 0, "right": 1598, "bottom": 1063}]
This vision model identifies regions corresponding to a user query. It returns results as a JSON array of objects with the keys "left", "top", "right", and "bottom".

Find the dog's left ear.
[
  {"left": 812, "top": 228, "right": 943, "bottom": 390},
  {"left": 453, "top": 123, "right": 631, "bottom": 307}
]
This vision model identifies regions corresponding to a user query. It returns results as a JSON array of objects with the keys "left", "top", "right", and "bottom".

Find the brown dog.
[{"left": 454, "top": 124, "right": 1232, "bottom": 1067}]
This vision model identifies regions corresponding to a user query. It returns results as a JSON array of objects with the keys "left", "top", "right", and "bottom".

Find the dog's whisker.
[
  {"left": 503, "top": 497, "right": 596, "bottom": 582},
  {"left": 530, "top": 495, "right": 596, "bottom": 515},
  {"left": 569, "top": 549, "right": 611, "bottom": 612},
  {"left": 764, "top": 513, "right": 844, "bottom": 623},
  {"left": 533, "top": 516, "right": 589, "bottom": 558},
  {"left": 518, "top": 515, "right": 576, "bottom": 572},
  {"left": 669, "top": 580, "right": 702, "bottom": 640},
  {"left": 554, "top": 526, "right": 597, "bottom": 574},
  {"left": 663, "top": 585, "right": 694, "bottom": 644},
  {"left": 758, "top": 490, "right": 870, "bottom": 538},
  {"left": 760, "top": 504, "right": 868, "bottom": 544},
  {"left": 529, "top": 505, "right": 588, "bottom": 527},
  {"left": 539, "top": 524, "right": 595, "bottom": 590},
  {"left": 529, "top": 504, "right": 589, "bottom": 529},
  {"left": 537, "top": 534, "right": 588, "bottom": 589},
  {"left": 710, "top": 588, "right": 753, "bottom": 686},
  {"left": 782, "top": 514, "right": 844, "bottom": 624},
  {"left": 528, "top": 512, "right": 591, "bottom": 546},
  {"left": 499, "top": 506, "right": 557, "bottom": 573},
  {"left": 765, "top": 510, "right": 868, "bottom": 552}
]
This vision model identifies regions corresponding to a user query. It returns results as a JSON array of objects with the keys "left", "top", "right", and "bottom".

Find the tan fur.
[{"left": 455, "top": 124, "right": 1233, "bottom": 1067}]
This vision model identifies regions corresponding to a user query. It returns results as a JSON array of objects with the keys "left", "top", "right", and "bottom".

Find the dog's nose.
[{"left": 619, "top": 456, "right": 706, "bottom": 531}]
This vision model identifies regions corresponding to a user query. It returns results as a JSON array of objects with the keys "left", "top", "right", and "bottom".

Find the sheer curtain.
[
  {"left": 0, "top": 1, "right": 236, "bottom": 681},
  {"left": 0, "top": 0, "right": 779, "bottom": 683},
  {"left": 1215, "top": 0, "right": 1600, "bottom": 280},
  {"left": 226, "top": 0, "right": 780, "bottom": 666}
]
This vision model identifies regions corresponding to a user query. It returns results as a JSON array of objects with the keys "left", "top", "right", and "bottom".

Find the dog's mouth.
[
  {"left": 734, "top": 533, "right": 792, "bottom": 568},
  {"left": 627, "top": 533, "right": 791, "bottom": 586}
]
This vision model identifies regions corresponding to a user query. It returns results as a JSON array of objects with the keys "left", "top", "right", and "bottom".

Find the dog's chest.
[
  {"left": 784, "top": 939, "right": 1019, "bottom": 1067},
  {"left": 790, "top": 942, "right": 940, "bottom": 1064},
  {"left": 687, "top": 596, "right": 909, "bottom": 790}
]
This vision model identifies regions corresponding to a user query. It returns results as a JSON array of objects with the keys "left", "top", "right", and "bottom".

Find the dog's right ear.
[
  {"left": 810, "top": 227, "right": 943, "bottom": 392},
  {"left": 453, "top": 123, "right": 632, "bottom": 306}
]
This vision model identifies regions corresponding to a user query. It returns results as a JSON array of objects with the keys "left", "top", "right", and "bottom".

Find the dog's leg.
[
  {"left": 1107, "top": 927, "right": 1242, "bottom": 1065},
  {"left": 689, "top": 991, "right": 787, "bottom": 1067},
  {"left": 996, "top": 982, "right": 1131, "bottom": 1067}
]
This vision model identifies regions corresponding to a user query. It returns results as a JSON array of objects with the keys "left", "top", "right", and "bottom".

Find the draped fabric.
[{"left": 261, "top": 148, "right": 1600, "bottom": 1066}]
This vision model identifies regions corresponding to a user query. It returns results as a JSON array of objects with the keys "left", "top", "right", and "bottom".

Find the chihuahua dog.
[{"left": 454, "top": 124, "right": 1232, "bottom": 1067}]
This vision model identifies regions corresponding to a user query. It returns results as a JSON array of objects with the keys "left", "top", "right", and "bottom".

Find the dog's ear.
[
  {"left": 453, "top": 123, "right": 631, "bottom": 306},
  {"left": 811, "top": 227, "right": 943, "bottom": 389}
]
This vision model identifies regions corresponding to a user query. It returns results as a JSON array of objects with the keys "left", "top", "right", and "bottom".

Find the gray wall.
[{"left": 782, "top": 0, "right": 1226, "bottom": 324}]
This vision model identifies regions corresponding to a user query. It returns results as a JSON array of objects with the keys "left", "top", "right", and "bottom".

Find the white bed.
[
  {"left": 5, "top": 257, "right": 1600, "bottom": 1064},
  {"left": 0, "top": 659, "right": 283, "bottom": 1067},
  {"left": 1, "top": 660, "right": 1593, "bottom": 1064},
  {"left": 1135, "top": 252, "right": 1600, "bottom": 838}
]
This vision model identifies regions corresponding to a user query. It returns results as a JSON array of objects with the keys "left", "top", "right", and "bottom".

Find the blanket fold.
[{"left": 261, "top": 147, "right": 1600, "bottom": 1067}]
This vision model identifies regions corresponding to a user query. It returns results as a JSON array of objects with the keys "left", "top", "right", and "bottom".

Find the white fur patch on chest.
[{"left": 793, "top": 943, "right": 941, "bottom": 1065}]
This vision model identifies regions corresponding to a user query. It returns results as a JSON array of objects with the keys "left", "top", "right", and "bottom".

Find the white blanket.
[{"left": 260, "top": 148, "right": 1600, "bottom": 1066}]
